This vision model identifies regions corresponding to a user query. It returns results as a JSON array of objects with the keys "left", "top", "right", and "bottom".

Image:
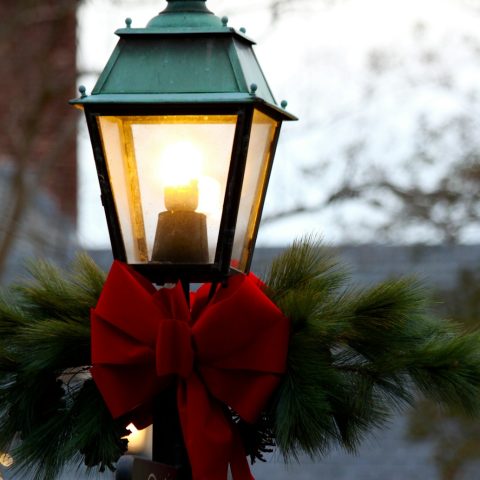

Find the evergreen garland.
[
  {"left": 0, "top": 256, "right": 128, "bottom": 478},
  {"left": 264, "top": 239, "right": 480, "bottom": 460},
  {"left": 0, "top": 240, "right": 479, "bottom": 478}
]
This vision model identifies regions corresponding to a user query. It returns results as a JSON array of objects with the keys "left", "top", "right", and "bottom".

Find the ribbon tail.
[
  {"left": 230, "top": 430, "right": 255, "bottom": 480},
  {"left": 177, "top": 375, "right": 254, "bottom": 480}
]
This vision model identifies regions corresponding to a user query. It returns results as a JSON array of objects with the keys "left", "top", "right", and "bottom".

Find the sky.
[{"left": 77, "top": 0, "right": 480, "bottom": 247}]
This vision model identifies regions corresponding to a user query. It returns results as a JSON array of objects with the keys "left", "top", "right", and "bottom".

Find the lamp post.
[{"left": 72, "top": 0, "right": 295, "bottom": 478}]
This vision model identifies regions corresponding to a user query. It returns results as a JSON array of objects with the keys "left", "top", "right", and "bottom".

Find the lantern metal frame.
[
  {"left": 81, "top": 103, "right": 287, "bottom": 284},
  {"left": 71, "top": 0, "right": 296, "bottom": 285}
]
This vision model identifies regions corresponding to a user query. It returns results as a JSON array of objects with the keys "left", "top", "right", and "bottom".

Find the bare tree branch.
[{"left": 0, "top": 0, "right": 80, "bottom": 280}]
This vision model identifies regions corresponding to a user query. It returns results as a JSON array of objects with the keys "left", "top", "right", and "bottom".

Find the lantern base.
[{"left": 151, "top": 211, "right": 209, "bottom": 264}]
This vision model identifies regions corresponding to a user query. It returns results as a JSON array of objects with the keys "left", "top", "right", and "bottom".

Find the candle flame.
[{"left": 161, "top": 140, "right": 203, "bottom": 188}]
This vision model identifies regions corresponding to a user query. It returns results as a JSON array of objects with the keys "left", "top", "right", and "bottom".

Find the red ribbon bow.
[{"left": 91, "top": 261, "right": 289, "bottom": 480}]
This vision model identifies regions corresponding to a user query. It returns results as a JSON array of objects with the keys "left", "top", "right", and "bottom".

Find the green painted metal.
[
  {"left": 147, "top": 0, "right": 221, "bottom": 29},
  {"left": 96, "top": 37, "right": 241, "bottom": 94},
  {"left": 70, "top": 0, "right": 296, "bottom": 120}
]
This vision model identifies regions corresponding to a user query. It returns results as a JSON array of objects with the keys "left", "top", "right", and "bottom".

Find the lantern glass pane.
[
  {"left": 97, "top": 115, "right": 237, "bottom": 264},
  {"left": 231, "top": 109, "right": 279, "bottom": 271}
]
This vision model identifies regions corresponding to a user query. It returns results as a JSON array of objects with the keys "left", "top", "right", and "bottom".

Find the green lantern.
[{"left": 72, "top": 0, "right": 296, "bottom": 284}]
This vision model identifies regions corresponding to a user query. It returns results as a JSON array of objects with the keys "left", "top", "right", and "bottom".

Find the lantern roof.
[{"left": 71, "top": 0, "right": 296, "bottom": 120}]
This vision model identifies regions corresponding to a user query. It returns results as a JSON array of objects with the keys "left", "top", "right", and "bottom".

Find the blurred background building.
[{"left": 0, "top": 0, "right": 78, "bottom": 283}]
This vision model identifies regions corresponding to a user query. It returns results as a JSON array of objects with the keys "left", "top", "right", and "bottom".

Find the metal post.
[
  {"left": 152, "top": 389, "right": 191, "bottom": 479},
  {"left": 152, "top": 279, "right": 192, "bottom": 479},
  {"left": 115, "top": 280, "right": 192, "bottom": 480}
]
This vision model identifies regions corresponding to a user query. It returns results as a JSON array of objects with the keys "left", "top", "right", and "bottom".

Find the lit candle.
[
  {"left": 151, "top": 142, "right": 209, "bottom": 264},
  {"left": 164, "top": 179, "right": 199, "bottom": 212}
]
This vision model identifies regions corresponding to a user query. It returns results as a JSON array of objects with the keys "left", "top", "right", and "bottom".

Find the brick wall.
[{"left": 0, "top": 0, "right": 78, "bottom": 219}]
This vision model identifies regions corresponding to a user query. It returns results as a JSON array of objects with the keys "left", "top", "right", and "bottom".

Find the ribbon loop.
[{"left": 91, "top": 261, "right": 290, "bottom": 480}]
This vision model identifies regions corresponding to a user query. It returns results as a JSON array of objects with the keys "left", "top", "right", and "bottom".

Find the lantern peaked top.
[
  {"left": 147, "top": 0, "right": 223, "bottom": 28},
  {"left": 72, "top": 0, "right": 296, "bottom": 284},
  {"left": 71, "top": 0, "right": 295, "bottom": 121}
]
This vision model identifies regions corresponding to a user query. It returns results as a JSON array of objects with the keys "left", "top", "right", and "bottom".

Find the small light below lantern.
[
  {"left": 0, "top": 452, "right": 13, "bottom": 468},
  {"left": 126, "top": 423, "right": 150, "bottom": 455}
]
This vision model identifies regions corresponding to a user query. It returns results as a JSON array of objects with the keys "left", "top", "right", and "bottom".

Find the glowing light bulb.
[
  {"left": 151, "top": 139, "right": 209, "bottom": 263},
  {"left": 161, "top": 141, "right": 202, "bottom": 211},
  {"left": 126, "top": 423, "right": 148, "bottom": 454}
]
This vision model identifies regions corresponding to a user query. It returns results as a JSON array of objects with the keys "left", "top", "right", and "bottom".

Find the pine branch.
[
  {"left": 264, "top": 235, "right": 348, "bottom": 305},
  {"left": 0, "top": 254, "right": 124, "bottom": 479},
  {"left": 1, "top": 242, "right": 480, "bottom": 476},
  {"left": 265, "top": 239, "right": 480, "bottom": 461}
]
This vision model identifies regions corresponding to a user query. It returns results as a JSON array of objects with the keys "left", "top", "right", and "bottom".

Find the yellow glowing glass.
[
  {"left": 98, "top": 115, "right": 237, "bottom": 264},
  {"left": 232, "top": 109, "right": 279, "bottom": 271}
]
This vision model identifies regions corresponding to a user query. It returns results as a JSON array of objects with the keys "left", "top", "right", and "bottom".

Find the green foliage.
[
  {"left": 1, "top": 242, "right": 480, "bottom": 478},
  {"left": 264, "top": 237, "right": 480, "bottom": 461},
  {"left": 407, "top": 269, "right": 480, "bottom": 480},
  {"left": 0, "top": 255, "right": 128, "bottom": 480}
]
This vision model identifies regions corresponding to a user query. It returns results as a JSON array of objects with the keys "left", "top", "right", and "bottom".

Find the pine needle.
[
  {"left": 265, "top": 235, "right": 348, "bottom": 304},
  {"left": 0, "top": 254, "right": 124, "bottom": 479},
  {"left": 265, "top": 240, "right": 480, "bottom": 460},
  {"left": 1, "top": 242, "right": 480, "bottom": 475}
]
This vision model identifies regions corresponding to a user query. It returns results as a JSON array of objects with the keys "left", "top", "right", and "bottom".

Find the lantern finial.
[
  {"left": 147, "top": 0, "right": 221, "bottom": 29},
  {"left": 162, "top": 0, "right": 211, "bottom": 15}
]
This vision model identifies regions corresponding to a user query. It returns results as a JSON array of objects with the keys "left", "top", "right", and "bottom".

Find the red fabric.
[{"left": 90, "top": 261, "right": 290, "bottom": 480}]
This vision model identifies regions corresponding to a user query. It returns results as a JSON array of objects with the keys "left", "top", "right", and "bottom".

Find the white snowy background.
[{"left": 76, "top": 0, "right": 480, "bottom": 247}]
